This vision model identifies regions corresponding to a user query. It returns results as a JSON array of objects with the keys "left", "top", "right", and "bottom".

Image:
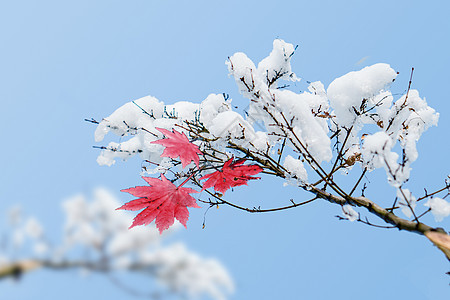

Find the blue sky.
[{"left": 1, "top": 0, "right": 449, "bottom": 299}]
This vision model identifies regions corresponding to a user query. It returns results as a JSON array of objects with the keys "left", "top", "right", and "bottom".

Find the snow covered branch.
[
  {"left": 91, "top": 39, "right": 450, "bottom": 262},
  {"left": 0, "top": 189, "right": 234, "bottom": 300}
]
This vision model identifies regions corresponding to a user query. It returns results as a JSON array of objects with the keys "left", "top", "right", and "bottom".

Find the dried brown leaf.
[{"left": 425, "top": 231, "right": 450, "bottom": 261}]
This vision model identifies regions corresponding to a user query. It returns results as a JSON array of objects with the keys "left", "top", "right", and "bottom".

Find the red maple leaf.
[
  {"left": 119, "top": 174, "right": 200, "bottom": 233},
  {"left": 199, "top": 158, "right": 263, "bottom": 194},
  {"left": 151, "top": 128, "right": 202, "bottom": 168}
]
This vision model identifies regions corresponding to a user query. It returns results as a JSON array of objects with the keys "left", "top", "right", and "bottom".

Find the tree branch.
[{"left": 309, "top": 185, "right": 445, "bottom": 236}]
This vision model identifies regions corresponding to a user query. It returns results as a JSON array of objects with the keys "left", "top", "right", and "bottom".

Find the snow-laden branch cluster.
[
  {"left": 91, "top": 39, "right": 450, "bottom": 260},
  {"left": 0, "top": 188, "right": 234, "bottom": 300},
  {"left": 93, "top": 39, "right": 449, "bottom": 224}
]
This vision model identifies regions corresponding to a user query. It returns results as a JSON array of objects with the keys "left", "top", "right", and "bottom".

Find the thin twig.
[{"left": 349, "top": 168, "right": 367, "bottom": 196}]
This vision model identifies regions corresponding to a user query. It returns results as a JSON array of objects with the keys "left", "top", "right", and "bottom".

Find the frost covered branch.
[{"left": 91, "top": 39, "right": 450, "bottom": 262}]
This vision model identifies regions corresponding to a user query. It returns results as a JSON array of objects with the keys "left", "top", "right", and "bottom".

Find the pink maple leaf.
[
  {"left": 199, "top": 158, "right": 263, "bottom": 194},
  {"left": 119, "top": 174, "right": 200, "bottom": 233},
  {"left": 151, "top": 127, "right": 203, "bottom": 168}
]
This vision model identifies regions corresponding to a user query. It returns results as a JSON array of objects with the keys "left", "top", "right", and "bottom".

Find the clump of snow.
[
  {"left": 33, "top": 242, "right": 49, "bottom": 255},
  {"left": 4, "top": 210, "right": 49, "bottom": 257},
  {"left": 326, "top": 64, "right": 438, "bottom": 187},
  {"left": 342, "top": 205, "right": 359, "bottom": 222},
  {"left": 142, "top": 243, "right": 234, "bottom": 300},
  {"left": 283, "top": 155, "right": 308, "bottom": 183},
  {"left": 386, "top": 89, "right": 439, "bottom": 164},
  {"left": 94, "top": 92, "right": 236, "bottom": 168},
  {"left": 96, "top": 138, "right": 146, "bottom": 166},
  {"left": 199, "top": 93, "right": 232, "bottom": 126},
  {"left": 360, "top": 91, "right": 438, "bottom": 187},
  {"left": 165, "top": 101, "right": 200, "bottom": 120},
  {"left": 24, "top": 217, "right": 44, "bottom": 240},
  {"left": 226, "top": 52, "right": 258, "bottom": 98},
  {"left": 12, "top": 228, "right": 25, "bottom": 249},
  {"left": 361, "top": 131, "right": 407, "bottom": 188},
  {"left": 396, "top": 189, "right": 416, "bottom": 218},
  {"left": 425, "top": 197, "right": 450, "bottom": 222},
  {"left": 141, "top": 157, "right": 174, "bottom": 175},
  {"left": 250, "top": 131, "right": 270, "bottom": 152},
  {"left": 209, "top": 111, "right": 256, "bottom": 145},
  {"left": 95, "top": 96, "right": 164, "bottom": 143},
  {"left": 257, "top": 39, "right": 300, "bottom": 87},
  {"left": 274, "top": 89, "right": 332, "bottom": 163},
  {"left": 328, "top": 63, "right": 397, "bottom": 128},
  {"left": 326, "top": 64, "right": 396, "bottom": 161}
]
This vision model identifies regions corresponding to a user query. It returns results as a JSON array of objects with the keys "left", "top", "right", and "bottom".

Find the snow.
[
  {"left": 274, "top": 89, "right": 332, "bottom": 163},
  {"left": 359, "top": 90, "right": 438, "bottom": 189},
  {"left": 396, "top": 189, "right": 417, "bottom": 219},
  {"left": 283, "top": 155, "right": 308, "bottom": 183},
  {"left": 24, "top": 217, "right": 44, "bottom": 239},
  {"left": 209, "top": 110, "right": 255, "bottom": 144},
  {"left": 64, "top": 188, "right": 234, "bottom": 299},
  {"left": 142, "top": 243, "right": 234, "bottom": 300},
  {"left": 257, "top": 39, "right": 300, "bottom": 87},
  {"left": 94, "top": 93, "right": 232, "bottom": 167},
  {"left": 92, "top": 38, "right": 442, "bottom": 230},
  {"left": 7, "top": 205, "right": 22, "bottom": 226},
  {"left": 226, "top": 52, "right": 258, "bottom": 98},
  {"left": 96, "top": 138, "right": 145, "bottom": 166},
  {"left": 199, "top": 93, "right": 232, "bottom": 126},
  {"left": 327, "top": 63, "right": 397, "bottom": 128},
  {"left": 250, "top": 131, "right": 270, "bottom": 152},
  {"left": 361, "top": 131, "right": 406, "bottom": 188},
  {"left": 425, "top": 197, "right": 450, "bottom": 222},
  {"left": 165, "top": 101, "right": 200, "bottom": 120},
  {"left": 327, "top": 64, "right": 438, "bottom": 187},
  {"left": 342, "top": 205, "right": 359, "bottom": 222},
  {"left": 386, "top": 89, "right": 439, "bottom": 165},
  {"left": 0, "top": 255, "right": 9, "bottom": 266},
  {"left": 12, "top": 229, "right": 25, "bottom": 249},
  {"left": 94, "top": 96, "right": 164, "bottom": 143},
  {"left": 1, "top": 188, "right": 234, "bottom": 300}
]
